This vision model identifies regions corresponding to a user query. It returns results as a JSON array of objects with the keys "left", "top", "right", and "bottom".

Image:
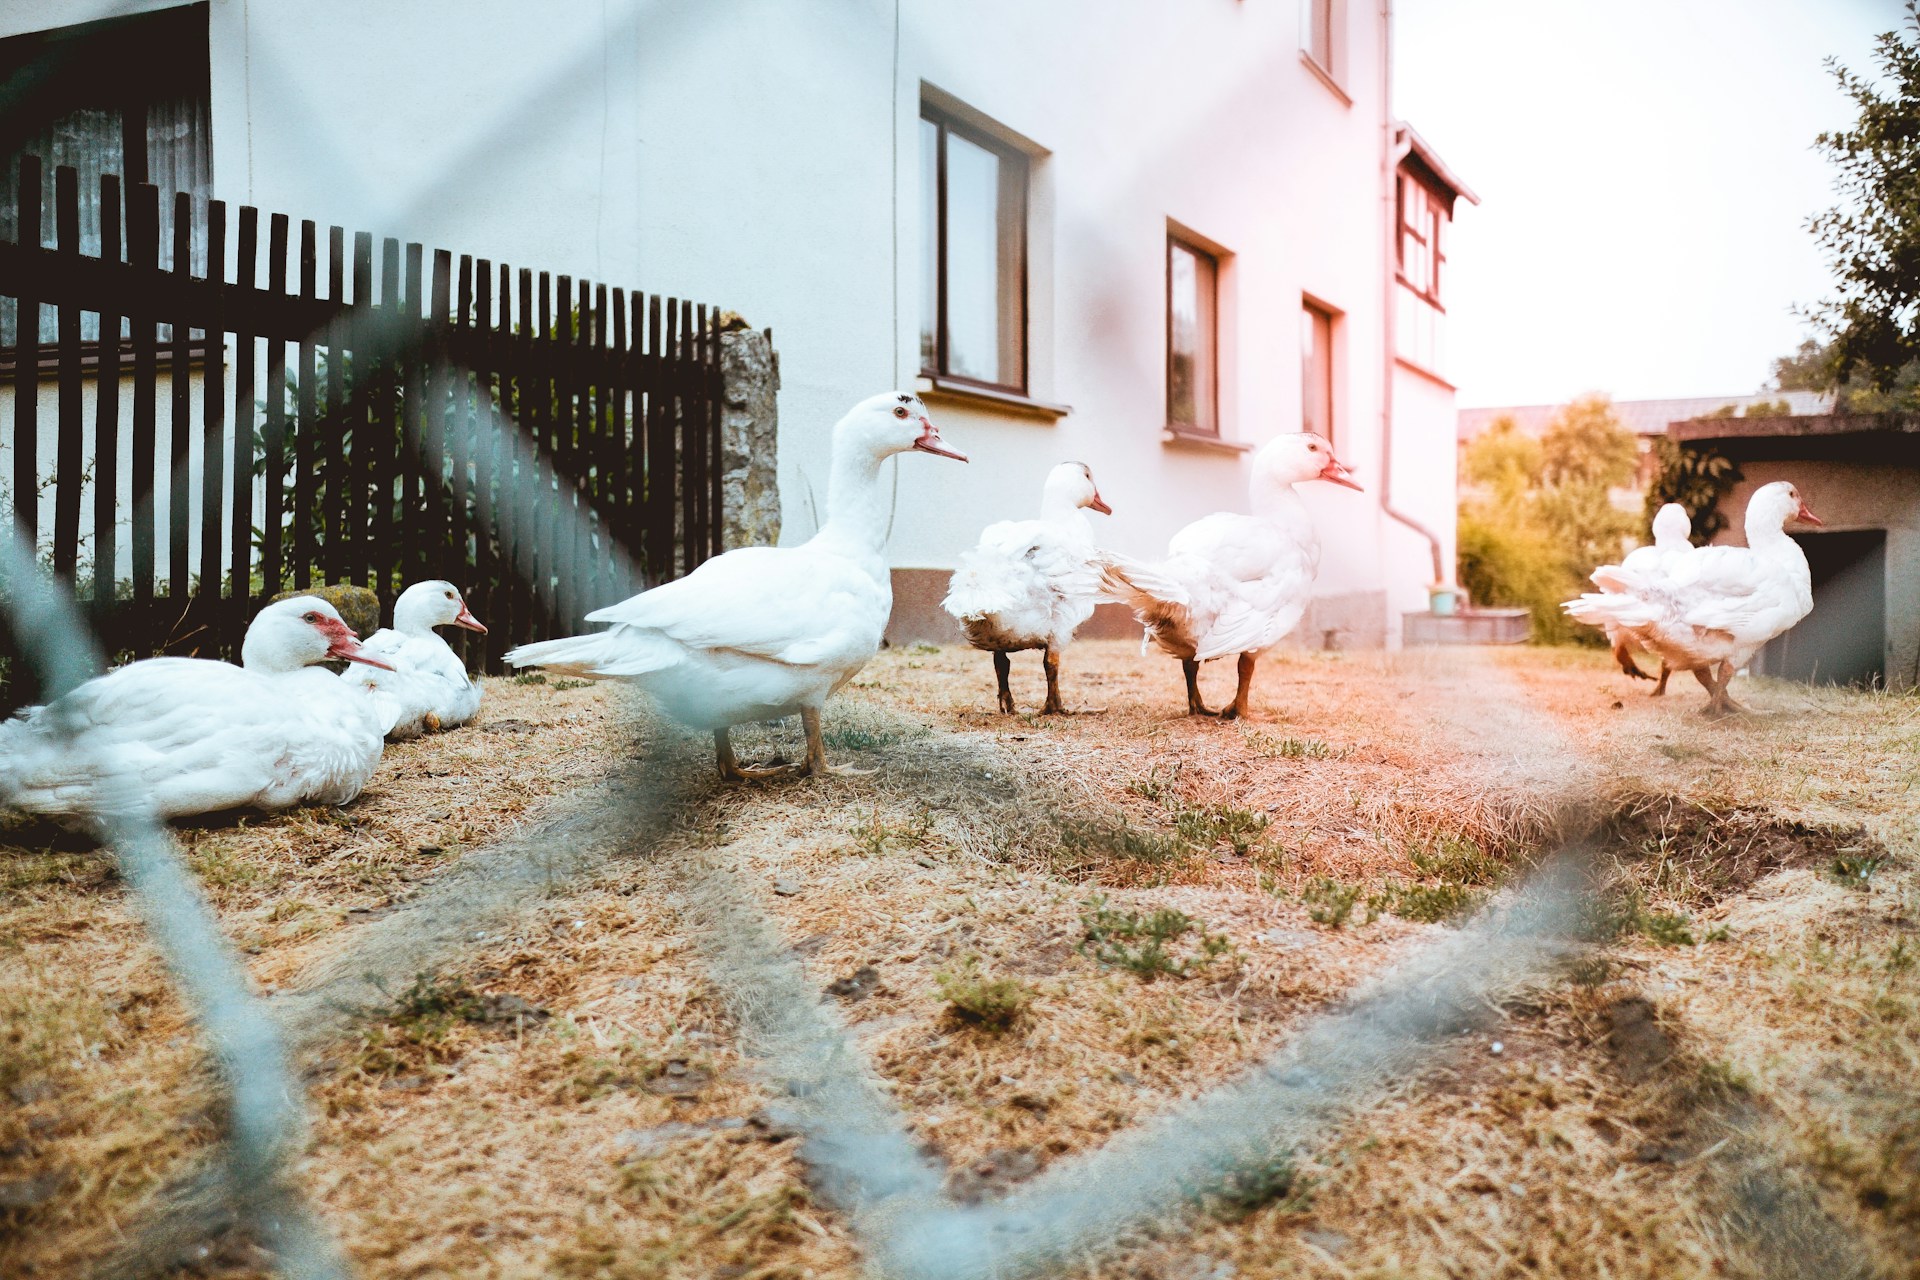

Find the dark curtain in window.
[{"left": 0, "top": 4, "right": 211, "bottom": 345}]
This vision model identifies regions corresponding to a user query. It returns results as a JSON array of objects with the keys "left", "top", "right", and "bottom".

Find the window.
[
  {"left": 1397, "top": 173, "right": 1448, "bottom": 305},
  {"left": 1302, "top": 301, "right": 1334, "bottom": 442},
  {"left": 1303, "top": 0, "right": 1344, "bottom": 81},
  {"left": 920, "top": 105, "right": 1028, "bottom": 392},
  {"left": 0, "top": 4, "right": 210, "bottom": 346},
  {"left": 1166, "top": 236, "right": 1220, "bottom": 435}
]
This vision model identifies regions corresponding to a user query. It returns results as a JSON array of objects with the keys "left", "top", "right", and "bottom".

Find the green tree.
[
  {"left": 1643, "top": 437, "right": 1740, "bottom": 541},
  {"left": 1805, "top": 4, "right": 1920, "bottom": 393},
  {"left": 1456, "top": 394, "right": 1640, "bottom": 646}
]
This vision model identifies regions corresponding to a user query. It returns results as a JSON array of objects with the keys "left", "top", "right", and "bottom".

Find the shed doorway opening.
[{"left": 1755, "top": 529, "right": 1886, "bottom": 688}]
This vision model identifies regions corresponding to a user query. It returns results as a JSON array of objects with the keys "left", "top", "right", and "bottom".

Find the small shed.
[{"left": 1668, "top": 412, "right": 1920, "bottom": 691}]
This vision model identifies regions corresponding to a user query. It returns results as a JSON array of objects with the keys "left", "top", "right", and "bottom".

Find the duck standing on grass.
[
  {"left": 1607, "top": 502, "right": 1694, "bottom": 694},
  {"left": 343, "top": 580, "right": 489, "bottom": 739},
  {"left": 1564, "top": 480, "right": 1820, "bottom": 716},
  {"left": 942, "top": 462, "right": 1113, "bottom": 715},
  {"left": 1100, "top": 433, "right": 1361, "bottom": 720},
  {"left": 506, "top": 392, "right": 967, "bottom": 780},
  {"left": 0, "top": 597, "right": 393, "bottom": 821}
]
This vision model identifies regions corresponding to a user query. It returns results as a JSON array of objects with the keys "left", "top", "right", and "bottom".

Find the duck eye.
[
  {"left": 893, "top": 406, "right": 909, "bottom": 419},
  {"left": 302, "top": 612, "right": 319, "bottom": 623}
]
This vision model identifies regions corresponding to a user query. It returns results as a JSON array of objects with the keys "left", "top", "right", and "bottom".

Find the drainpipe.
[{"left": 1377, "top": 0, "right": 1447, "bottom": 589}]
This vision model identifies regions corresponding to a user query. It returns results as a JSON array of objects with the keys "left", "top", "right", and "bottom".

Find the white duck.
[
  {"left": 1605, "top": 502, "right": 1694, "bottom": 694},
  {"left": 343, "top": 580, "right": 488, "bottom": 739},
  {"left": 505, "top": 392, "right": 967, "bottom": 780},
  {"left": 942, "top": 461, "right": 1113, "bottom": 715},
  {"left": 1565, "top": 480, "right": 1820, "bottom": 716},
  {"left": 0, "top": 597, "right": 393, "bottom": 821},
  {"left": 1100, "top": 433, "right": 1361, "bottom": 719}
]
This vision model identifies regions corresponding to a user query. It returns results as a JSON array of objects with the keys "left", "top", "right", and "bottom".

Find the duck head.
[
  {"left": 837, "top": 391, "right": 968, "bottom": 463},
  {"left": 242, "top": 596, "right": 396, "bottom": 673},
  {"left": 1253, "top": 432, "right": 1362, "bottom": 493},
  {"left": 1747, "top": 479, "right": 1822, "bottom": 533},
  {"left": 393, "top": 580, "right": 488, "bottom": 635},
  {"left": 1043, "top": 461, "right": 1113, "bottom": 516},
  {"left": 1650, "top": 502, "right": 1693, "bottom": 549}
]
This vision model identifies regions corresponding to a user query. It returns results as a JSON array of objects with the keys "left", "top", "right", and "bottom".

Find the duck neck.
[
  {"left": 1251, "top": 480, "right": 1314, "bottom": 544},
  {"left": 392, "top": 598, "right": 438, "bottom": 636},
  {"left": 240, "top": 633, "right": 302, "bottom": 673},
  {"left": 814, "top": 448, "right": 892, "bottom": 554},
  {"left": 1748, "top": 515, "right": 1803, "bottom": 561}
]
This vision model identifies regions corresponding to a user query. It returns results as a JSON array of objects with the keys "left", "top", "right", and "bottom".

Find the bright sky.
[{"left": 1394, "top": 0, "right": 1904, "bottom": 408}]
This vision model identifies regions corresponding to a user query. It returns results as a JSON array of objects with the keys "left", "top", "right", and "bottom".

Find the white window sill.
[
  {"left": 916, "top": 376, "right": 1070, "bottom": 421},
  {"left": 1394, "top": 353, "right": 1456, "bottom": 391},
  {"left": 1162, "top": 427, "right": 1253, "bottom": 455},
  {"left": 1300, "top": 52, "right": 1351, "bottom": 106}
]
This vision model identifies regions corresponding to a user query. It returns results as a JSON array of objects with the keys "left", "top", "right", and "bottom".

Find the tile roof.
[{"left": 1457, "top": 391, "right": 1835, "bottom": 442}]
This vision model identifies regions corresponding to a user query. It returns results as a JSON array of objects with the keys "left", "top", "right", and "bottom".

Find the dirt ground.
[{"left": 2, "top": 640, "right": 1916, "bottom": 1279}]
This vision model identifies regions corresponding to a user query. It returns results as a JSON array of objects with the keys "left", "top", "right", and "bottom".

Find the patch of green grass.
[
  {"left": 1173, "top": 803, "right": 1270, "bottom": 856},
  {"left": 1245, "top": 732, "right": 1334, "bottom": 760},
  {"left": 1889, "top": 940, "right": 1914, "bottom": 974},
  {"left": 1695, "top": 1059, "right": 1753, "bottom": 1097},
  {"left": 1371, "top": 881, "right": 1485, "bottom": 924},
  {"left": 1409, "top": 835, "right": 1504, "bottom": 886},
  {"left": 910, "top": 642, "right": 940, "bottom": 655},
  {"left": 1208, "top": 1151, "right": 1317, "bottom": 1220},
  {"left": 821, "top": 724, "right": 904, "bottom": 752},
  {"left": 1301, "top": 877, "right": 1365, "bottom": 929},
  {"left": 844, "top": 804, "right": 935, "bottom": 857},
  {"left": 1125, "top": 766, "right": 1182, "bottom": 806},
  {"left": 1080, "top": 896, "right": 1234, "bottom": 979},
  {"left": 1057, "top": 816, "right": 1189, "bottom": 865},
  {"left": 354, "top": 971, "right": 489, "bottom": 1076},
  {"left": 1634, "top": 909, "right": 1696, "bottom": 947},
  {"left": 934, "top": 956, "right": 1034, "bottom": 1031},
  {"left": 1828, "top": 852, "right": 1884, "bottom": 890},
  {"left": 509, "top": 672, "right": 549, "bottom": 686},
  {"left": 550, "top": 677, "right": 592, "bottom": 692}
]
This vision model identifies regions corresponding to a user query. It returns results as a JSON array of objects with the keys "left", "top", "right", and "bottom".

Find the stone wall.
[{"left": 719, "top": 326, "right": 781, "bottom": 550}]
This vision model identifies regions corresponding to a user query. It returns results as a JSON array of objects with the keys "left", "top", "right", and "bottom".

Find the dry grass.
[{"left": 1, "top": 641, "right": 1916, "bottom": 1279}]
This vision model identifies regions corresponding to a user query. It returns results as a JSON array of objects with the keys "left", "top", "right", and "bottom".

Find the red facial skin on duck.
[
  {"left": 912, "top": 417, "right": 969, "bottom": 462},
  {"left": 453, "top": 602, "right": 488, "bottom": 633},
  {"left": 1319, "top": 454, "right": 1364, "bottom": 492},
  {"left": 315, "top": 615, "right": 396, "bottom": 670}
]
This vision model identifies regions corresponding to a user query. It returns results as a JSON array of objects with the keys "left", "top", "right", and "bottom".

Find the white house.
[{"left": 0, "top": 0, "right": 1473, "bottom": 649}]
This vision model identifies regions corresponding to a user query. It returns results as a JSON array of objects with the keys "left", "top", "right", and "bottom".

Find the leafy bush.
[{"left": 1456, "top": 398, "right": 1640, "bottom": 646}]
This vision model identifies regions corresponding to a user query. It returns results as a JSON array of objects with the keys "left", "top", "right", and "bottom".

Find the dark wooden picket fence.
[{"left": 0, "top": 157, "right": 727, "bottom": 711}]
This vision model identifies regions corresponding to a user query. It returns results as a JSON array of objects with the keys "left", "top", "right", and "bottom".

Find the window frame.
[
  {"left": 1165, "top": 233, "right": 1222, "bottom": 437},
  {"left": 1301, "top": 299, "right": 1336, "bottom": 445},
  {"left": 1397, "top": 172, "right": 1450, "bottom": 311},
  {"left": 919, "top": 103, "right": 1031, "bottom": 397}
]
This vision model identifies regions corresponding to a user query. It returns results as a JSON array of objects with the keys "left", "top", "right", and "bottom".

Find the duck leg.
[
  {"left": 1614, "top": 642, "right": 1654, "bottom": 681},
  {"left": 1650, "top": 662, "right": 1671, "bottom": 696},
  {"left": 1041, "top": 645, "right": 1067, "bottom": 715},
  {"left": 714, "top": 726, "right": 807, "bottom": 783},
  {"left": 1183, "top": 658, "right": 1218, "bottom": 717},
  {"left": 1220, "top": 652, "right": 1257, "bottom": 721},
  {"left": 1715, "top": 660, "right": 1748, "bottom": 714},
  {"left": 802, "top": 705, "right": 875, "bottom": 776},
  {"left": 993, "top": 650, "right": 1016, "bottom": 714}
]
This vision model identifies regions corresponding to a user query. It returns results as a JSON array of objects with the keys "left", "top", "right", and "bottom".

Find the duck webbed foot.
[
  {"left": 713, "top": 728, "right": 808, "bottom": 783},
  {"left": 1614, "top": 643, "right": 1654, "bottom": 681},
  {"left": 801, "top": 706, "right": 876, "bottom": 777},
  {"left": 1182, "top": 658, "right": 1219, "bottom": 717},
  {"left": 1219, "top": 653, "right": 1258, "bottom": 722}
]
